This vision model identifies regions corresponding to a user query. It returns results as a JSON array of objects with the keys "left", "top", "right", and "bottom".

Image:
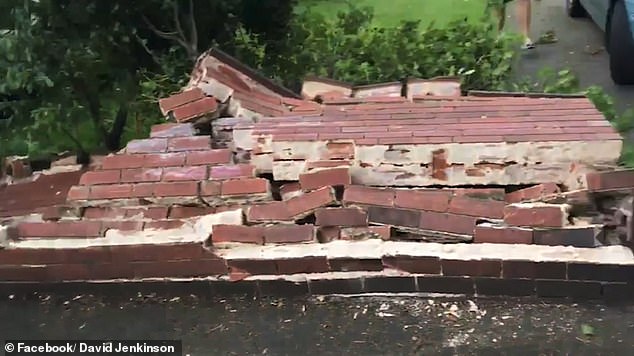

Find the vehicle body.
[{"left": 567, "top": 0, "right": 634, "bottom": 84}]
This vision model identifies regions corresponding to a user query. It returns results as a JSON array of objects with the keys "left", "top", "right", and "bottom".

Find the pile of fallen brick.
[{"left": 0, "top": 48, "right": 633, "bottom": 300}]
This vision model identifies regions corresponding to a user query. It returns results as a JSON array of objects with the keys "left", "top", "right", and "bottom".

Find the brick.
[
  {"left": 126, "top": 207, "right": 168, "bottom": 220},
  {"left": 121, "top": 168, "right": 163, "bottom": 183},
  {"left": 89, "top": 184, "right": 132, "bottom": 200},
  {"left": 18, "top": 221, "right": 102, "bottom": 238},
  {"left": 315, "top": 207, "right": 367, "bottom": 226},
  {"left": 144, "top": 220, "right": 185, "bottom": 230},
  {"left": 502, "top": 260, "right": 537, "bottom": 279},
  {"left": 448, "top": 195, "right": 504, "bottom": 219},
  {"left": 158, "top": 88, "right": 204, "bottom": 114},
  {"left": 535, "top": 280, "right": 602, "bottom": 299},
  {"left": 153, "top": 182, "right": 198, "bottom": 197},
  {"left": 330, "top": 258, "right": 383, "bottom": 272},
  {"left": 368, "top": 206, "right": 420, "bottom": 228},
  {"left": 245, "top": 202, "right": 289, "bottom": 223},
  {"left": 279, "top": 182, "right": 302, "bottom": 200},
  {"left": 67, "top": 186, "right": 90, "bottom": 201},
  {"left": 475, "top": 278, "right": 534, "bottom": 296},
  {"left": 169, "top": 206, "right": 217, "bottom": 219},
  {"left": 317, "top": 226, "right": 340, "bottom": 243},
  {"left": 167, "top": 136, "right": 212, "bottom": 152},
  {"left": 100, "top": 154, "right": 145, "bottom": 170},
  {"left": 186, "top": 149, "right": 233, "bottom": 165},
  {"left": 343, "top": 185, "right": 394, "bottom": 206},
  {"left": 221, "top": 178, "right": 269, "bottom": 195},
  {"left": 143, "top": 153, "right": 186, "bottom": 167},
  {"left": 286, "top": 186, "right": 338, "bottom": 218},
  {"left": 258, "top": 280, "right": 309, "bottom": 296},
  {"left": 150, "top": 123, "right": 195, "bottom": 138},
  {"left": 419, "top": 211, "right": 477, "bottom": 235},
  {"left": 200, "top": 181, "right": 221, "bottom": 196},
  {"left": 505, "top": 183, "right": 561, "bottom": 203},
  {"left": 172, "top": 97, "right": 218, "bottom": 122},
  {"left": 453, "top": 188, "right": 506, "bottom": 201},
  {"left": 382, "top": 255, "right": 440, "bottom": 274},
  {"left": 340, "top": 226, "right": 391, "bottom": 240},
  {"left": 162, "top": 166, "right": 208, "bottom": 181},
  {"left": 40, "top": 206, "right": 80, "bottom": 221},
  {"left": 415, "top": 276, "right": 474, "bottom": 294},
  {"left": 131, "top": 183, "right": 155, "bottom": 198},
  {"left": 101, "top": 221, "right": 145, "bottom": 231},
  {"left": 535, "top": 262, "right": 567, "bottom": 279},
  {"left": 126, "top": 138, "right": 167, "bottom": 153},
  {"left": 504, "top": 203, "right": 568, "bottom": 228},
  {"left": 441, "top": 259, "right": 501, "bottom": 277},
  {"left": 228, "top": 259, "right": 277, "bottom": 275},
  {"left": 309, "top": 278, "right": 364, "bottom": 295},
  {"left": 83, "top": 207, "right": 124, "bottom": 219},
  {"left": 276, "top": 256, "right": 329, "bottom": 274},
  {"left": 263, "top": 224, "right": 316, "bottom": 244},
  {"left": 473, "top": 224, "right": 533, "bottom": 244},
  {"left": 586, "top": 169, "right": 634, "bottom": 192},
  {"left": 131, "top": 259, "right": 228, "bottom": 279},
  {"left": 532, "top": 226, "right": 602, "bottom": 248},
  {"left": 567, "top": 263, "right": 634, "bottom": 282},
  {"left": 394, "top": 189, "right": 451, "bottom": 212},
  {"left": 79, "top": 170, "right": 120, "bottom": 186},
  {"left": 320, "top": 142, "right": 355, "bottom": 160},
  {"left": 299, "top": 167, "right": 351, "bottom": 191},
  {"left": 211, "top": 225, "right": 264, "bottom": 244},
  {"left": 209, "top": 164, "right": 255, "bottom": 180}
]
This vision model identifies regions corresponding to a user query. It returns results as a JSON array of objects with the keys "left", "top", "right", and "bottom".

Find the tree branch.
[
  {"left": 188, "top": 0, "right": 198, "bottom": 56},
  {"left": 141, "top": 1, "right": 199, "bottom": 61}
]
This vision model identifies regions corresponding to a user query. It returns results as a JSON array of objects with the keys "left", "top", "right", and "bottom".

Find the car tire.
[
  {"left": 609, "top": 1, "right": 634, "bottom": 85},
  {"left": 566, "top": 0, "right": 586, "bottom": 17}
]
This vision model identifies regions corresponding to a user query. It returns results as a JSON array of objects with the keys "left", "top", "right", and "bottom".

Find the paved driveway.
[{"left": 511, "top": 0, "right": 634, "bottom": 113}]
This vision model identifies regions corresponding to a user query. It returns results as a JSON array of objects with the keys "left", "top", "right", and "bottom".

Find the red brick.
[
  {"left": 150, "top": 123, "right": 195, "bottom": 138},
  {"left": 158, "top": 88, "right": 204, "bottom": 114},
  {"left": 79, "top": 170, "right": 120, "bottom": 185},
  {"left": 299, "top": 167, "right": 351, "bottom": 191},
  {"left": 280, "top": 182, "right": 303, "bottom": 200},
  {"left": 221, "top": 178, "right": 269, "bottom": 195},
  {"left": 100, "top": 154, "right": 145, "bottom": 170},
  {"left": 586, "top": 169, "right": 634, "bottom": 192},
  {"left": 317, "top": 226, "right": 340, "bottom": 242},
  {"left": 67, "top": 186, "right": 90, "bottom": 201},
  {"left": 382, "top": 255, "right": 441, "bottom": 274},
  {"left": 452, "top": 188, "right": 506, "bottom": 201},
  {"left": 263, "top": 224, "right": 316, "bottom": 244},
  {"left": 169, "top": 206, "right": 217, "bottom": 219},
  {"left": 131, "top": 183, "right": 155, "bottom": 198},
  {"left": 320, "top": 142, "right": 355, "bottom": 160},
  {"left": 143, "top": 153, "right": 186, "bottom": 167},
  {"left": 101, "top": 221, "right": 145, "bottom": 232},
  {"left": 276, "top": 256, "right": 329, "bottom": 274},
  {"left": 441, "top": 259, "right": 501, "bottom": 277},
  {"left": 109, "top": 242, "right": 206, "bottom": 262},
  {"left": 286, "top": 186, "right": 337, "bottom": 218},
  {"left": 126, "top": 138, "right": 167, "bottom": 153},
  {"left": 340, "top": 226, "right": 391, "bottom": 240},
  {"left": 162, "top": 166, "right": 208, "bottom": 181},
  {"left": 124, "top": 207, "right": 168, "bottom": 220},
  {"left": 448, "top": 196, "right": 504, "bottom": 219},
  {"left": 167, "top": 136, "right": 212, "bottom": 152},
  {"left": 89, "top": 184, "right": 133, "bottom": 200},
  {"left": 131, "top": 259, "right": 227, "bottom": 278},
  {"left": 172, "top": 97, "right": 219, "bottom": 122},
  {"left": 121, "top": 168, "right": 163, "bottom": 183},
  {"left": 532, "top": 226, "right": 602, "bottom": 248},
  {"left": 505, "top": 183, "right": 561, "bottom": 203},
  {"left": 18, "top": 221, "right": 102, "bottom": 238},
  {"left": 144, "top": 220, "right": 185, "bottom": 230},
  {"left": 343, "top": 185, "right": 395, "bottom": 206},
  {"left": 394, "top": 189, "right": 450, "bottom": 212},
  {"left": 315, "top": 207, "right": 367, "bottom": 226},
  {"left": 209, "top": 164, "right": 255, "bottom": 180},
  {"left": 368, "top": 206, "right": 420, "bottom": 228},
  {"left": 200, "top": 181, "right": 221, "bottom": 196},
  {"left": 419, "top": 211, "right": 477, "bottom": 235},
  {"left": 473, "top": 224, "right": 533, "bottom": 244},
  {"left": 153, "top": 182, "right": 198, "bottom": 197},
  {"left": 186, "top": 149, "right": 233, "bottom": 165},
  {"left": 228, "top": 259, "right": 277, "bottom": 275},
  {"left": 504, "top": 204, "right": 568, "bottom": 227},
  {"left": 211, "top": 225, "right": 264, "bottom": 244},
  {"left": 246, "top": 202, "right": 291, "bottom": 222}
]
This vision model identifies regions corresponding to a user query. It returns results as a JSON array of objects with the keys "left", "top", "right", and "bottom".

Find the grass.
[{"left": 295, "top": 0, "right": 488, "bottom": 28}]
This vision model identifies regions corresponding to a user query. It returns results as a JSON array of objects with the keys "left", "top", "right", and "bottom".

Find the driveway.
[{"left": 511, "top": 0, "right": 634, "bottom": 113}]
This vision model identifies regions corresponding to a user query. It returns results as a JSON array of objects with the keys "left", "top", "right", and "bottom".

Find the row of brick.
[
  {"left": 13, "top": 219, "right": 188, "bottom": 238},
  {"left": 99, "top": 149, "right": 232, "bottom": 170},
  {"left": 68, "top": 178, "right": 271, "bottom": 201},
  {"left": 125, "top": 136, "right": 216, "bottom": 154},
  {"left": 79, "top": 164, "right": 255, "bottom": 185},
  {"left": 474, "top": 223, "right": 601, "bottom": 248}
]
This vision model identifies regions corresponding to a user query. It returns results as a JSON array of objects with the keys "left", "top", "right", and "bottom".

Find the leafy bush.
[{"left": 234, "top": 4, "right": 517, "bottom": 92}]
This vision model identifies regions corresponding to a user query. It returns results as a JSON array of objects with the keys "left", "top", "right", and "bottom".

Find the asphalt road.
[{"left": 511, "top": 0, "right": 634, "bottom": 113}]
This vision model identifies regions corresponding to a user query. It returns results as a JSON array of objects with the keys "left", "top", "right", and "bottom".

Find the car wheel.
[
  {"left": 609, "top": 0, "right": 634, "bottom": 85},
  {"left": 566, "top": 0, "right": 586, "bottom": 17}
]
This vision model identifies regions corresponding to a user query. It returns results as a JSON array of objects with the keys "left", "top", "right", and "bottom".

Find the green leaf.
[{"left": 581, "top": 324, "right": 595, "bottom": 336}]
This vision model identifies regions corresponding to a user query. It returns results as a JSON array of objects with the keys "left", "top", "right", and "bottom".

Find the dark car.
[{"left": 566, "top": 0, "right": 634, "bottom": 84}]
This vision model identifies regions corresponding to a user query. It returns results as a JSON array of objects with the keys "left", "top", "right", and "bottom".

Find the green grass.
[{"left": 295, "top": 0, "right": 488, "bottom": 28}]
